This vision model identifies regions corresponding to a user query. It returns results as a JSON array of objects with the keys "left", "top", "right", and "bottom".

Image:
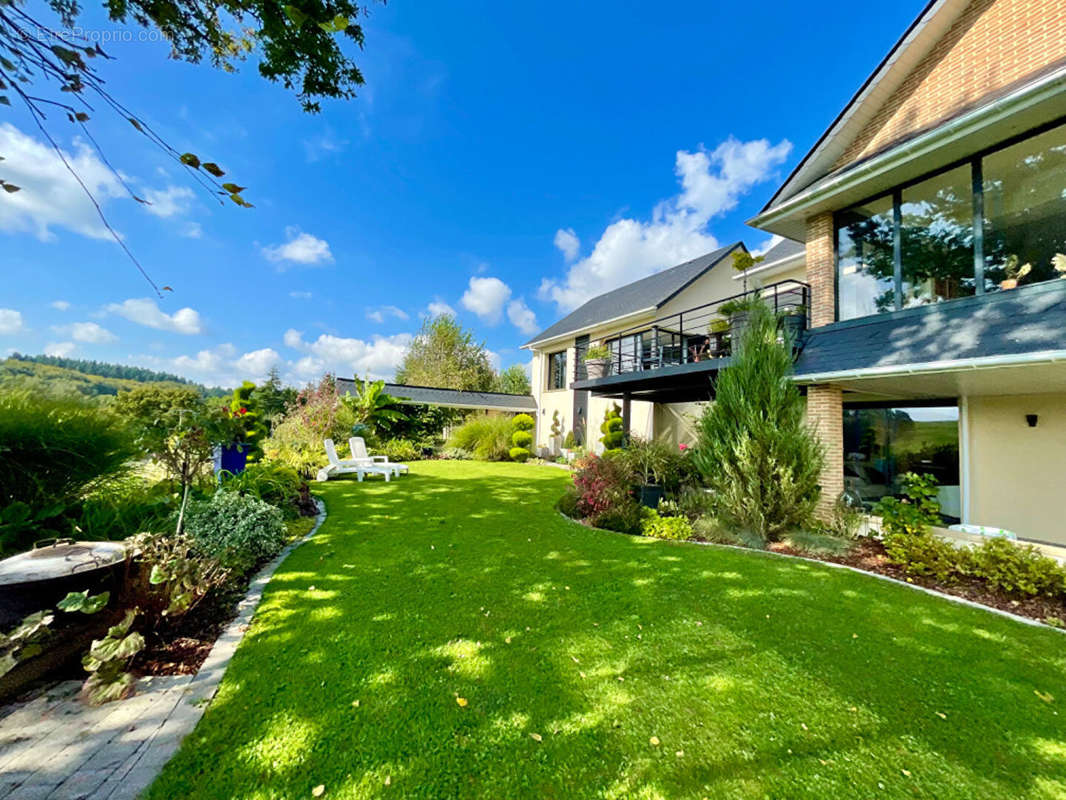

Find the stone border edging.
[
  {"left": 0, "top": 498, "right": 329, "bottom": 800},
  {"left": 557, "top": 511, "right": 1066, "bottom": 635}
]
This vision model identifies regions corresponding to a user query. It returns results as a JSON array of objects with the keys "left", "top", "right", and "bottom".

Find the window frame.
[
  {"left": 834, "top": 115, "right": 1066, "bottom": 321},
  {"left": 546, "top": 349, "right": 568, "bottom": 391}
]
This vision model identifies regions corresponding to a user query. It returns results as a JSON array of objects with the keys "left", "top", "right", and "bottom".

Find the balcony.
[{"left": 571, "top": 279, "right": 810, "bottom": 402}]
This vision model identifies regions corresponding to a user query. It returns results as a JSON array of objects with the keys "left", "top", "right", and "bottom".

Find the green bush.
[
  {"left": 446, "top": 415, "right": 513, "bottom": 461},
  {"left": 0, "top": 390, "right": 136, "bottom": 554},
  {"left": 220, "top": 462, "right": 306, "bottom": 518},
  {"left": 73, "top": 478, "right": 179, "bottom": 540},
  {"left": 783, "top": 530, "right": 854, "bottom": 557},
  {"left": 615, "top": 437, "right": 698, "bottom": 495},
  {"left": 692, "top": 300, "right": 824, "bottom": 542},
  {"left": 883, "top": 532, "right": 963, "bottom": 583},
  {"left": 874, "top": 473, "right": 942, "bottom": 537},
  {"left": 380, "top": 438, "right": 422, "bottom": 462},
  {"left": 512, "top": 414, "right": 535, "bottom": 432},
  {"left": 509, "top": 446, "right": 531, "bottom": 462},
  {"left": 590, "top": 499, "right": 643, "bottom": 535},
  {"left": 641, "top": 509, "right": 693, "bottom": 541},
  {"left": 556, "top": 489, "right": 580, "bottom": 519},
  {"left": 438, "top": 447, "right": 473, "bottom": 460},
  {"left": 511, "top": 430, "right": 533, "bottom": 449},
  {"left": 182, "top": 490, "right": 286, "bottom": 575},
  {"left": 563, "top": 431, "right": 576, "bottom": 449},
  {"left": 969, "top": 537, "right": 1066, "bottom": 598},
  {"left": 262, "top": 375, "right": 357, "bottom": 477},
  {"left": 691, "top": 517, "right": 764, "bottom": 548},
  {"left": 599, "top": 404, "right": 624, "bottom": 450}
]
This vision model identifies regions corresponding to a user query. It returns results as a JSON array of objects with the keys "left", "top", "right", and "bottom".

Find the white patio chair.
[
  {"left": 349, "top": 437, "right": 409, "bottom": 477},
  {"left": 316, "top": 438, "right": 394, "bottom": 482}
]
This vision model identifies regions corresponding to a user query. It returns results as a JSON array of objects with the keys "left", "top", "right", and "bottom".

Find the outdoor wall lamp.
[{"left": 1026, "top": 414, "right": 1039, "bottom": 428}]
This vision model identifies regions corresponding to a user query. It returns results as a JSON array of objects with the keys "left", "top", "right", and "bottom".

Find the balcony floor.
[{"left": 572, "top": 356, "right": 732, "bottom": 402}]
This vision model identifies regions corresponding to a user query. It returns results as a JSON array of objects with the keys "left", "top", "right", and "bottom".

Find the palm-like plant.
[{"left": 342, "top": 379, "right": 408, "bottom": 437}]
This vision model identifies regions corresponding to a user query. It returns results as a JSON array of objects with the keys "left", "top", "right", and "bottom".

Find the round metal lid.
[{"left": 0, "top": 540, "right": 127, "bottom": 587}]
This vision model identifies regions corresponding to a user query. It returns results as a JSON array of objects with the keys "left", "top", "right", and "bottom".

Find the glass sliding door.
[
  {"left": 982, "top": 125, "right": 1066, "bottom": 291},
  {"left": 836, "top": 195, "right": 895, "bottom": 320},
  {"left": 900, "top": 164, "right": 975, "bottom": 306},
  {"left": 843, "top": 405, "right": 961, "bottom": 521}
]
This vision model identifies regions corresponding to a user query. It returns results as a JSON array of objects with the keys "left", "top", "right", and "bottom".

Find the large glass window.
[
  {"left": 837, "top": 196, "right": 896, "bottom": 320},
  {"left": 835, "top": 121, "right": 1066, "bottom": 321},
  {"left": 547, "top": 350, "right": 567, "bottom": 389},
  {"left": 983, "top": 126, "right": 1066, "bottom": 291},
  {"left": 843, "top": 405, "right": 960, "bottom": 521},
  {"left": 900, "top": 164, "right": 975, "bottom": 306}
]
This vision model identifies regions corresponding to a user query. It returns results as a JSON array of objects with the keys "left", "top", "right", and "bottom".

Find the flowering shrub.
[{"left": 572, "top": 453, "right": 630, "bottom": 517}]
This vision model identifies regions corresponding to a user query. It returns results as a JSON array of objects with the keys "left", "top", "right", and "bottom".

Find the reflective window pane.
[
  {"left": 843, "top": 405, "right": 960, "bottom": 521},
  {"left": 983, "top": 123, "right": 1066, "bottom": 291},
  {"left": 900, "top": 164, "right": 975, "bottom": 306},
  {"left": 836, "top": 195, "right": 896, "bottom": 320}
]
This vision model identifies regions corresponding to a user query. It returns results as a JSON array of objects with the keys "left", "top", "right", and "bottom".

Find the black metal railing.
[{"left": 576, "top": 280, "right": 810, "bottom": 381}]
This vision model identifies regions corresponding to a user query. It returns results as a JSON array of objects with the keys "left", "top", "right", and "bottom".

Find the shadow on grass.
[{"left": 142, "top": 462, "right": 1066, "bottom": 800}]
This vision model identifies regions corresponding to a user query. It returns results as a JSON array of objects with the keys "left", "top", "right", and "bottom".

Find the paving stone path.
[{"left": 0, "top": 501, "right": 326, "bottom": 800}]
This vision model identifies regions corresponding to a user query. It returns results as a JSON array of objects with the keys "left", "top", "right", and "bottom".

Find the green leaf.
[
  {"left": 221, "top": 182, "right": 247, "bottom": 194},
  {"left": 75, "top": 111, "right": 89, "bottom": 122},
  {"left": 1, "top": 182, "right": 20, "bottom": 193},
  {"left": 228, "top": 193, "right": 254, "bottom": 208},
  {"left": 331, "top": 14, "right": 349, "bottom": 31},
  {"left": 179, "top": 152, "right": 201, "bottom": 169},
  {"left": 57, "top": 590, "right": 90, "bottom": 612},
  {"left": 284, "top": 5, "right": 308, "bottom": 26},
  {"left": 202, "top": 162, "right": 225, "bottom": 178},
  {"left": 149, "top": 564, "right": 168, "bottom": 584},
  {"left": 129, "top": 117, "right": 143, "bottom": 132},
  {"left": 0, "top": 96, "right": 9, "bottom": 106}
]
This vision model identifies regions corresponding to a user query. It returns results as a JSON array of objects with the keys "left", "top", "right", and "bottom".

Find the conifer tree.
[{"left": 693, "top": 300, "right": 824, "bottom": 541}]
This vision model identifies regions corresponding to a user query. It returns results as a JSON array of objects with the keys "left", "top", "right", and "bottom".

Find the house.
[
  {"left": 522, "top": 238, "right": 809, "bottom": 451},
  {"left": 528, "top": 0, "right": 1066, "bottom": 547}
]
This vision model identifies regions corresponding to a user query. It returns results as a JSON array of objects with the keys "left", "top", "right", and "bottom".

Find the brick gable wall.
[{"left": 837, "top": 0, "right": 1066, "bottom": 169}]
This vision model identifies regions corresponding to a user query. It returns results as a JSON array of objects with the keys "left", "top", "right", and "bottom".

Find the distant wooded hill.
[{"left": 1, "top": 353, "right": 228, "bottom": 398}]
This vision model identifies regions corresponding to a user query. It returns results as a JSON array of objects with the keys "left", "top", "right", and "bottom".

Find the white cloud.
[
  {"left": 105, "top": 298, "right": 204, "bottom": 335},
  {"left": 0, "top": 309, "right": 25, "bottom": 335},
  {"left": 284, "top": 329, "right": 412, "bottom": 381},
  {"left": 539, "top": 137, "right": 792, "bottom": 312},
  {"left": 53, "top": 321, "right": 117, "bottom": 344},
  {"left": 283, "top": 328, "right": 305, "bottom": 349},
  {"left": 289, "top": 290, "right": 313, "bottom": 300},
  {"left": 261, "top": 227, "right": 334, "bottom": 268},
  {"left": 751, "top": 234, "right": 782, "bottom": 257},
  {"left": 0, "top": 123, "right": 126, "bottom": 240},
  {"left": 44, "top": 341, "right": 76, "bottom": 357},
  {"left": 51, "top": 300, "right": 71, "bottom": 311},
  {"left": 506, "top": 299, "right": 539, "bottom": 336},
  {"left": 143, "top": 185, "right": 194, "bottom": 218},
  {"left": 553, "top": 228, "right": 580, "bottom": 262},
  {"left": 366, "top": 305, "right": 409, "bottom": 323},
  {"left": 180, "top": 222, "right": 203, "bottom": 239},
  {"left": 461, "top": 276, "right": 512, "bottom": 324},
  {"left": 138, "top": 344, "right": 282, "bottom": 388},
  {"left": 304, "top": 128, "right": 349, "bottom": 162},
  {"left": 426, "top": 299, "right": 456, "bottom": 318}
]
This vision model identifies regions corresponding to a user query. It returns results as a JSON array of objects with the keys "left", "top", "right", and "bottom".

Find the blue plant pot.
[{"left": 220, "top": 442, "right": 249, "bottom": 474}]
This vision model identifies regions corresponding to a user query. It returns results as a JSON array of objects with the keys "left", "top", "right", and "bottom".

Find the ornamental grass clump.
[{"left": 693, "top": 299, "right": 824, "bottom": 543}]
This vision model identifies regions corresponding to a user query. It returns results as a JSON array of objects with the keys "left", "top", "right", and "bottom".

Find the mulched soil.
[
  {"left": 769, "top": 537, "right": 1066, "bottom": 628},
  {"left": 132, "top": 586, "right": 243, "bottom": 676}
]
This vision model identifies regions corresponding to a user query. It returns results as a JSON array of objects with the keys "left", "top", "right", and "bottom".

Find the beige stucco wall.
[
  {"left": 966, "top": 393, "right": 1066, "bottom": 545},
  {"left": 654, "top": 402, "right": 706, "bottom": 447}
]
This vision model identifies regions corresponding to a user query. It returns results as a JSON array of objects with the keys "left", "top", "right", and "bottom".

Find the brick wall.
[
  {"left": 805, "top": 212, "right": 835, "bottom": 328},
  {"left": 806, "top": 385, "right": 844, "bottom": 518},
  {"left": 838, "top": 0, "right": 1066, "bottom": 168}
]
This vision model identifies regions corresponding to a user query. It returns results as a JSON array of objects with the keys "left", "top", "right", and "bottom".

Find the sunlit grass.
[{"left": 147, "top": 461, "right": 1066, "bottom": 800}]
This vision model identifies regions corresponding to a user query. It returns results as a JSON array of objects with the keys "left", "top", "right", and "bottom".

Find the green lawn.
[{"left": 147, "top": 461, "right": 1066, "bottom": 800}]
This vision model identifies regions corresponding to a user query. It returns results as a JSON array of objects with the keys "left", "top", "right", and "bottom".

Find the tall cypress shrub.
[{"left": 693, "top": 299, "right": 824, "bottom": 542}]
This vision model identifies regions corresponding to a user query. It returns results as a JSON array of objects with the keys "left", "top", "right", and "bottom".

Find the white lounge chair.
[
  {"left": 349, "top": 437, "right": 409, "bottom": 477},
  {"left": 316, "top": 438, "right": 395, "bottom": 482}
]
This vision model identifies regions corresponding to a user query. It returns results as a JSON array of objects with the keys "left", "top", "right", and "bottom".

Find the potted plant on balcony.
[
  {"left": 999, "top": 255, "right": 1031, "bottom": 290},
  {"left": 719, "top": 297, "right": 760, "bottom": 340},
  {"left": 779, "top": 304, "right": 807, "bottom": 343},
  {"left": 584, "top": 344, "right": 612, "bottom": 380},
  {"left": 707, "top": 317, "right": 730, "bottom": 357}
]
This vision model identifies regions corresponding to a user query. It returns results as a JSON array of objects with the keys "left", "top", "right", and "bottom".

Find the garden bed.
[{"left": 770, "top": 537, "right": 1066, "bottom": 627}]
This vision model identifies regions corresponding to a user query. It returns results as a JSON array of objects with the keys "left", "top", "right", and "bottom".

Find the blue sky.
[{"left": 1, "top": 0, "right": 925, "bottom": 387}]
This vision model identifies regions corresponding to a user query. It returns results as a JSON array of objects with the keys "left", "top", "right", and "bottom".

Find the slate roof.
[
  {"left": 335, "top": 379, "right": 536, "bottom": 412},
  {"left": 758, "top": 237, "right": 804, "bottom": 265},
  {"left": 523, "top": 243, "right": 741, "bottom": 347},
  {"left": 794, "top": 280, "right": 1066, "bottom": 378}
]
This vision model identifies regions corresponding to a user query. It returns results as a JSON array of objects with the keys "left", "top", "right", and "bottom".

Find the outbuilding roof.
[{"left": 335, "top": 379, "right": 536, "bottom": 412}]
